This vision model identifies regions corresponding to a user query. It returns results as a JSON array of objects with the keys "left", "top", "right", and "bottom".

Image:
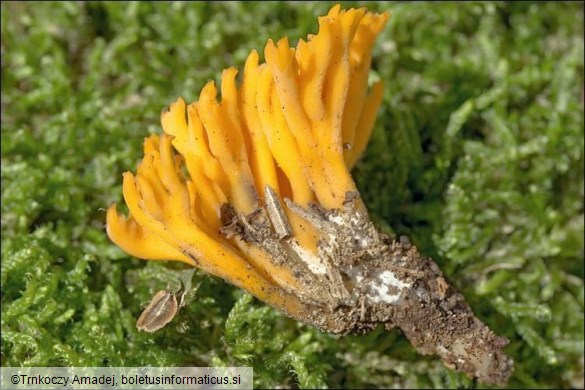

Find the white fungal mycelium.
[{"left": 368, "top": 270, "right": 411, "bottom": 303}]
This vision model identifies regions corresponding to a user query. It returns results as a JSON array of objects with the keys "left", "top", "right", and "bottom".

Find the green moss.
[{"left": 2, "top": 1, "right": 583, "bottom": 388}]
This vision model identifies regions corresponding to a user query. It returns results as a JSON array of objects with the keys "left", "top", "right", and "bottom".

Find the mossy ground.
[{"left": 2, "top": 2, "right": 583, "bottom": 388}]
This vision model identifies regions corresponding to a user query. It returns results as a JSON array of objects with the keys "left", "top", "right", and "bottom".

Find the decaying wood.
[{"left": 220, "top": 188, "right": 514, "bottom": 386}]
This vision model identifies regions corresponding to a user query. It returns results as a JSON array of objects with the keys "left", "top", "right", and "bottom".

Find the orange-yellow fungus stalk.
[{"left": 107, "top": 5, "right": 513, "bottom": 386}]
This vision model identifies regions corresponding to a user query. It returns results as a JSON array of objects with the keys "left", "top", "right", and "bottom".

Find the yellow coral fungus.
[
  {"left": 108, "top": 3, "right": 388, "bottom": 310},
  {"left": 107, "top": 4, "right": 513, "bottom": 386}
]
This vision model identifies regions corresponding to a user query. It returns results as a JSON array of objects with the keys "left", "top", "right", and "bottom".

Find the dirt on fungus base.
[
  {"left": 221, "top": 191, "right": 514, "bottom": 386},
  {"left": 307, "top": 237, "right": 513, "bottom": 386}
]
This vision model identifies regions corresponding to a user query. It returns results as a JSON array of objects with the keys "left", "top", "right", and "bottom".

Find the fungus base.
[{"left": 221, "top": 190, "right": 514, "bottom": 386}]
